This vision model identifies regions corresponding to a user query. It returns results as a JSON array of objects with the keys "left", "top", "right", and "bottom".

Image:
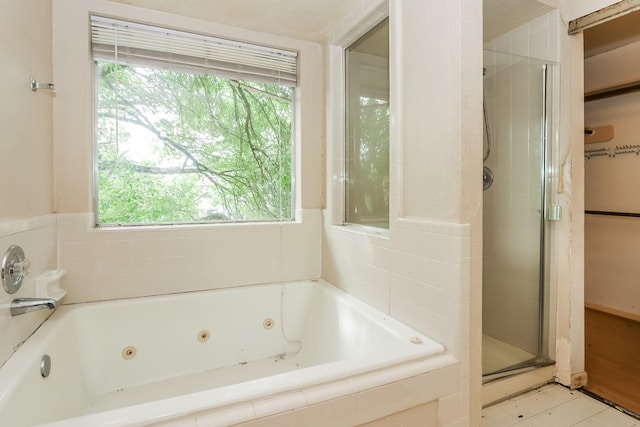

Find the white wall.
[
  {"left": 323, "top": 0, "right": 482, "bottom": 425},
  {"left": 584, "top": 40, "right": 640, "bottom": 318},
  {"left": 0, "top": 0, "right": 53, "bottom": 219},
  {"left": 0, "top": 0, "right": 58, "bottom": 367},
  {"left": 585, "top": 40, "right": 640, "bottom": 93},
  {"left": 52, "top": 0, "right": 324, "bottom": 302}
]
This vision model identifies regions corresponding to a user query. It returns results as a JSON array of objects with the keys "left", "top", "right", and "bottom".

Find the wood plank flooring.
[{"left": 584, "top": 307, "right": 640, "bottom": 415}]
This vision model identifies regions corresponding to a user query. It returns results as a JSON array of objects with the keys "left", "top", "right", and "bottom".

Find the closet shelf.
[{"left": 585, "top": 80, "right": 640, "bottom": 102}]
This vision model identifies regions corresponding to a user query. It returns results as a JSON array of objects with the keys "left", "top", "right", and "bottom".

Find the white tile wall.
[
  {"left": 323, "top": 215, "right": 470, "bottom": 361},
  {"left": 0, "top": 215, "right": 57, "bottom": 366},
  {"left": 484, "top": 11, "right": 559, "bottom": 63},
  {"left": 57, "top": 210, "right": 321, "bottom": 303},
  {"left": 151, "top": 362, "right": 461, "bottom": 427}
]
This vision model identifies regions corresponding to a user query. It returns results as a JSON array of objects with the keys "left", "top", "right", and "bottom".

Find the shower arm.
[
  {"left": 483, "top": 94, "right": 492, "bottom": 162},
  {"left": 483, "top": 67, "right": 492, "bottom": 162}
]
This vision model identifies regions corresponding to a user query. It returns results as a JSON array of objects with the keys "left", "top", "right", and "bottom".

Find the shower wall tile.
[
  {"left": 529, "top": 14, "right": 550, "bottom": 60},
  {"left": 493, "top": 32, "right": 511, "bottom": 55},
  {"left": 511, "top": 25, "right": 530, "bottom": 58},
  {"left": 484, "top": 9, "right": 560, "bottom": 63}
]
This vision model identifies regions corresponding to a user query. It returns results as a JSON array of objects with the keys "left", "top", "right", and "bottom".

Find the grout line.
[
  {"left": 481, "top": 380, "right": 556, "bottom": 408},
  {"left": 580, "top": 387, "right": 640, "bottom": 421},
  {"left": 483, "top": 383, "right": 640, "bottom": 427}
]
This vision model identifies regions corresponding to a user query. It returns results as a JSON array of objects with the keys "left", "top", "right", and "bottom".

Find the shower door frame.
[{"left": 482, "top": 54, "right": 557, "bottom": 383}]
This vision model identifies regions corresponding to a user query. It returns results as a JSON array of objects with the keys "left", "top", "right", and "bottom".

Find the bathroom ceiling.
[
  {"left": 106, "top": 0, "right": 357, "bottom": 41},
  {"left": 109, "top": 0, "right": 559, "bottom": 44},
  {"left": 483, "top": 0, "right": 556, "bottom": 43}
]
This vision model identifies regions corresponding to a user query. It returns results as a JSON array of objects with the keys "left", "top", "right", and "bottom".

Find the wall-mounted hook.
[
  {"left": 584, "top": 124, "right": 614, "bottom": 144},
  {"left": 30, "top": 79, "right": 55, "bottom": 92}
]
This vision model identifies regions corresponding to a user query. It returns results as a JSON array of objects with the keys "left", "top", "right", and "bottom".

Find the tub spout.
[{"left": 10, "top": 298, "right": 57, "bottom": 316}]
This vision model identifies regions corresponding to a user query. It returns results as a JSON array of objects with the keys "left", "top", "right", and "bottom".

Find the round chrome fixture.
[
  {"left": 2, "top": 245, "right": 30, "bottom": 294},
  {"left": 40, "top": 355, "right": 51, "bottom": 378},
  {"left": 483, "top": 166, "right": 494, "bottom": 191}
]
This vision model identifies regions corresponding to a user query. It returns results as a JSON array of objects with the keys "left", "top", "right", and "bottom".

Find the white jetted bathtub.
[{"left": 0, "top": 279, "right": 444, "bottom": 426}]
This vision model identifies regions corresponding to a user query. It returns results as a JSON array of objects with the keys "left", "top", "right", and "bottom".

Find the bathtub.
[{"left": 0, "top": 279, "right": 444, "bottom": 426}]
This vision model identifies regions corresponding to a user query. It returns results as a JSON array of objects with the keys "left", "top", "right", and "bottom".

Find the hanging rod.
[
  {"left": 585, "top": 80, "right": 640, "bottom": 102},
  {"left": 585, "top": 210, "right": 640, "bottom": 218}
]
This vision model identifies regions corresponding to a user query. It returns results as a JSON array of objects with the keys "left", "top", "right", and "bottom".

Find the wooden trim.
[
  {"left": 568, "top": 0, "right": 640, "bottom": 35},
  {"left": 585, "top": 302, "right": 640, "bottom": 322}
]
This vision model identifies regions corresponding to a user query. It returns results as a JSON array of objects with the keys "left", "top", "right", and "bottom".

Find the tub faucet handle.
[
  {"left": 2, "top": 245, "right": 30, "bottom": 294},
  {"left": 11, "top": 259, "right": 30, "bottom": 277}
]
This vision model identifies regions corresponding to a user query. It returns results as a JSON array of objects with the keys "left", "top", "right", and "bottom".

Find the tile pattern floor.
[{"left": 482, "top": 383, "right": 639, "bottom": 426}]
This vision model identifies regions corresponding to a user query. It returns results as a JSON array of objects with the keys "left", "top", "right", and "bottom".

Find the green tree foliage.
[
  {"left": 96, "top": 62, "right": 293, "bottom": 225},
  {"left": 356, "top": 97, "right": 389, "bottom": 222}
]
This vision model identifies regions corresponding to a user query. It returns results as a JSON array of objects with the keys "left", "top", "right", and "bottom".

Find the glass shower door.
[{"left": 482, "top": 50, "right": 554, "bottom": 380}]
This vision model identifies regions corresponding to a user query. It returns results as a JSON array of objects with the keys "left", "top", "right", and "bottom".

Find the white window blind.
[{"left": 90, "top": 16, "right": 297, "bottom": 86}]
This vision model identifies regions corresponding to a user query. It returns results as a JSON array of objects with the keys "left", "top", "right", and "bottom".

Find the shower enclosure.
[{"left": 482, "top": 50, "right": 557, "bottom": 382}]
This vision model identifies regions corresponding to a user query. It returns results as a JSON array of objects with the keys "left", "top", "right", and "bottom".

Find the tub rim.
[{"left": 1, "top": 279, "right": 447, "bottom": 426}]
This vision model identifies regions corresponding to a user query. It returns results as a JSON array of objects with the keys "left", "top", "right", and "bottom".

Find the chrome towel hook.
[{"left": 30, "top": 79, "right": 55, "bottom": 92}]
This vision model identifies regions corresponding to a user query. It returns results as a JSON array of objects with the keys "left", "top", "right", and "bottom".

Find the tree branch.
[{"left": 101, "top": 160, "right": 200, "bottom": 175}]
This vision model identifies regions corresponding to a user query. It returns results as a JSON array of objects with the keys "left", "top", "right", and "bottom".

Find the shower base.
[{"left": 482, "top": 334, "right": 536, "bottom": 375}]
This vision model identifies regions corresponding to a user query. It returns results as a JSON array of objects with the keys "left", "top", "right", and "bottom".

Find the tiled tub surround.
[
  {"left": 322, "top": 217, "right": 472, "bottom": 426},
  {"left": 0, "top": 279, "right": 451, "bottom": 427},
  {"left": 0, "top": 215, "right": 58, "bottom": 366},
  {"left": 57, "top": 211, "right": 321, "bottom": 303},
  {"left": 323, "top": 218, "right": 470, "bottom": 361}
]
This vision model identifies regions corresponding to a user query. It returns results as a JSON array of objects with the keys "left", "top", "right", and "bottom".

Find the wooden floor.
[{"left": 584, "top": 307, "right": 640, "bottom": 415}]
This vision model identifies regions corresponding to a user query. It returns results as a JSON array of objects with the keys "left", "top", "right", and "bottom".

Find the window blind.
[{"left": 90, "top": 16, "right": 297, "bottom": 86}]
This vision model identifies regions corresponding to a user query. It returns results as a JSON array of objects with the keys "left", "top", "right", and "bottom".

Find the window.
[
  {"left": 345, "top": 19, "right": 390, "bottom": 229},
  {"left": 91, "top": 16, "right": 296, "bottom": 225}
]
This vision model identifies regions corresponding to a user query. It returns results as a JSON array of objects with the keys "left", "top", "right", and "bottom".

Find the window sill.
[
  {"left": 334, "top": 223, "right": 390, "bottom": 239},
  {"left": 94, "top": 219, "right": 297, "bottom": 231}
]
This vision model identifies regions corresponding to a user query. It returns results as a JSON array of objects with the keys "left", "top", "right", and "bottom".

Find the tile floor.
[{"left": 482, "top": 383, "right": 639, "bottom": 426}]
